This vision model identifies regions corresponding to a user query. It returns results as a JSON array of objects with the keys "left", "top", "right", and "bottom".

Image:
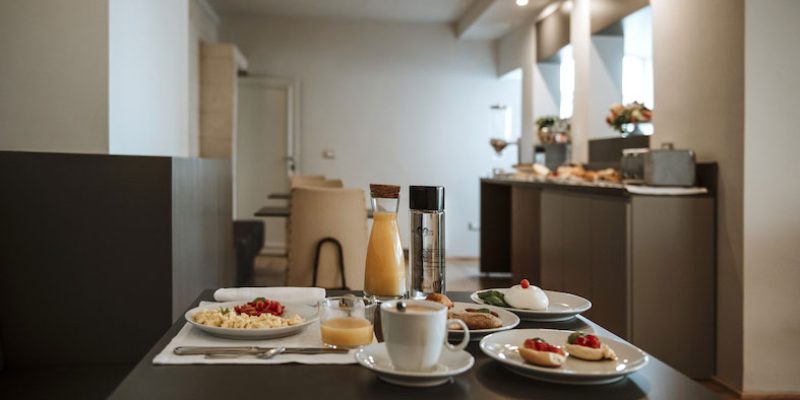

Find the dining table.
[{"left": 109, "top": 290, "right": 716, "bottom": 399}]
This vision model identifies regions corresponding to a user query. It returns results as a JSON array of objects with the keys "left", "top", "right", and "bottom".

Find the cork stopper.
[{"left": 369, "top": 184, "right": 400, "bottom": 199}]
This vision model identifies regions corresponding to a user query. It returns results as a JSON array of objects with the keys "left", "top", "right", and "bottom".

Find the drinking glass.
[{"left": 318, "top": 295, "right": 376, "bottom": 349}]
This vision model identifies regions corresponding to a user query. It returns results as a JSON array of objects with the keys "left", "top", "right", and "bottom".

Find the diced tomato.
[
  {"left": 233, "top": 298, "right": 285, "bottom": 317},
  {"left": 524, "top": 338, "right": 564, "bottom": 355}
]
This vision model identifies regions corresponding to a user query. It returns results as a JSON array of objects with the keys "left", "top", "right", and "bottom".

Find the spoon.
[{"left": 204, "top": 347, "right": 286, "bottom": 360}]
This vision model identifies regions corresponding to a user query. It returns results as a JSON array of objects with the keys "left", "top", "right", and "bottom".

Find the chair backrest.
[
  {"left": 289, "top": 175, "right": 325, "bottom": 188},
  {"left": 287, "top": 187, "right": 368, "bottom": 289},
  {"left": 292, "top": 178, "right": 343, "bottom": 189}
]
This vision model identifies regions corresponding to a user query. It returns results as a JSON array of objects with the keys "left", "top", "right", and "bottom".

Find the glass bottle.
[{"left": 364, "top": 184, "right": 406, "bottom": 301}]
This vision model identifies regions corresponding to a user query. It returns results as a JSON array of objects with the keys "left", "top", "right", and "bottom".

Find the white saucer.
[
  {"left": 354, "top": 343, "right": 474, "bottom": 387},
  {"left": 480, "top": 329, "right": 649, "bottom": 385},
  {"left": 470, "top": 289, "right": 591, "bottom": 322}
]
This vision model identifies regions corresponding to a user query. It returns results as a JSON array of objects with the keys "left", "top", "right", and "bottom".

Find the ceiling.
[
  {"left": 206, "top": 0, "right": 552, "bottom": 40},
  {"left": 207, "top": 0, "right": 474, "bottom": 24}
]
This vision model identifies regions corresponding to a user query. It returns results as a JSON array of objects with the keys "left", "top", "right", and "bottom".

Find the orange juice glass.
[
  {"left": 319, "top": 296, "right": 376, "bottom": 349},
  {"left": 364, "top": 184, "right": 407, "bottom": 301}
]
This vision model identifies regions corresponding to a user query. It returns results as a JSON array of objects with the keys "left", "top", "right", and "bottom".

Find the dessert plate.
[
  {"left": 185, "top": 301, "right": 318, "bottom": 340},
  {"left": 480, "top": 329, "right": 648, "bottom": 385},
  {"left": 470, "top": 289, "right": 591, "bottom": 322},
  {"left": 447, "top": 302, "right": 519, "bottom": 341},
  {"left": 354, "top": 343, "right": 474, "bottom": 387}
]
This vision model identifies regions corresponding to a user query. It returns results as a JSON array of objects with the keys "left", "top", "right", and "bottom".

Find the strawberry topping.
[{"left": 524, "top": 338, "right": 565, "bottom": 355}]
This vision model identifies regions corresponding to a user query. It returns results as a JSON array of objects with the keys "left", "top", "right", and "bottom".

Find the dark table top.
[{"left": 110, "top": 291, "right": 716, "bottom": 400}]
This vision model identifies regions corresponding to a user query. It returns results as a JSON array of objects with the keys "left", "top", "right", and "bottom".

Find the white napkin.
[
  {"left": 153, "top": 300, "right": 369, "bottom": 365},
  {"left": 213, "top": 287, "right": 326, "bottom": 304}
]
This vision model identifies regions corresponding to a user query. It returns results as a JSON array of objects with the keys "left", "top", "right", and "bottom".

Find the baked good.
[
  {"left": 448, "top": 311, "right": 502, "bottom": 330},
  {"left": 564, "top": 331, "right": 617, "bottom": 361},
  {"left": 518, "top": 338, "right": 566, "bottom": 368},
  {"left": 426, "top": 293, "right": 454, "bottom": 309}
]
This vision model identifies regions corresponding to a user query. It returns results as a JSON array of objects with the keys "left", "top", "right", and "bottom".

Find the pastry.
[
  {"left": 448, "top": 311, "right": 502, "bottom": 330},
  {"left": 564, "top": 331, "right": 617, "bottom": 361},
  {"left": 426, "top": 293, "right": 454, "bottom": 309},
  {"left": 518, "top": 338, "right": 566, "bottom": 368}
]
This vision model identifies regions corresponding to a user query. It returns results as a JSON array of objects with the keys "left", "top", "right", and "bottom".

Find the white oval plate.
[
  {"left": 447, "top": 302, "right": 520, "bottom": 341},
  {"left": 185, "top": 301, "right": 318, "bottom": 340},
  {"left": 480, "top": 329, "right": 648, "bottom": 385},
  {"left": 354, "top": 343, "right": 474, "bottom": 387},
  {"left": 470, "top": 289, "right": 591, "bottom": 322}
]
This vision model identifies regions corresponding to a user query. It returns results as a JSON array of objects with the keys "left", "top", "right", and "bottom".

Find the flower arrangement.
[
  {"left": 606, "top": 102, "right": 652, "bottom": 133},
  {"left": 536, "top": 115, "right": 558, "bottom": 130}
]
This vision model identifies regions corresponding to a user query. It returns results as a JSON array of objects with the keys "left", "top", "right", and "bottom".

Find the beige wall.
[
  {"left": 743, "top": 0, "right": 800, "bottom": 394},
  {"left": 221, "top": 16, "right": 521, "bottom": 256},
  {"left": 569, "top": 0, "right": 591, "bottom": 163},
  {"left": 651, "top": 0, "right": 745, "bottom": 390},
  {"left": 189, "top": 0, "right": 220, "bottom": 157},
  {"left": 0, "top": 0, "right": 109, "bottom": 154}
]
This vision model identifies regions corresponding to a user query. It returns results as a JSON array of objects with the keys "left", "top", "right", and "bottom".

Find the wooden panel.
[
  {"left": 539, "top": 192, "right": 564, "bottom": 291},
  {"left": 561, "top": 194, "right": 593, "bottom": 319},
  {"left": 630, "top": 196, "right": 715, "bottom": 379},
  {"left": 537, "top": 8, "right": 571, "bottom": 62},
  {"left": 510, "top": 187, "right": 540, "bottom": 284},
  {"left": 171, "top": 158, "right": 234, "bottom": 319},
  {"left": 0, "top": 151, "right": 173, "bottom": 367},
  {"left": 588, "top": 197, "right": 630, "bottom": 338},
  {"left": 480, "top": 182, "right": 511, "bottom": 273}
]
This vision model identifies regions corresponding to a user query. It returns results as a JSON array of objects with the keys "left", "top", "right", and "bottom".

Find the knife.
[{"left": 173, "top": 346, "right": 349, "bottom": 356}]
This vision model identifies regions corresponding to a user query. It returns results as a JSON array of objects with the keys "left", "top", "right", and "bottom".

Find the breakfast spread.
[
  {"left": 192, "top": 298, "right": 304, "bottom": 329},
  {"left": 518, "top": 337, "right": 566, "bottom": 368},
  {"left": 564, "top": 331, "right": 617, "bottom": 361},
  {"left": 504, "top": 279, "right": 549, "bottom": 310}
]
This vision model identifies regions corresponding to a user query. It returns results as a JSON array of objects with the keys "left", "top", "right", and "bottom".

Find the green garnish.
[
  {"left": 253, "top": 297, "right": 266, "bottom": 302},
  {"left": 477, "top": 290, "right": 510, "bottom": 307},
  {"left": 220, "top": 307, "right": 230, "bottom": 315},
  {"left": 567, "top": 331, "right": 583, "bottom": 344}
]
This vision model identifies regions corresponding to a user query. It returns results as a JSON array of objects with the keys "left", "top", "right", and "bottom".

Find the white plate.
[
  {"left": 354, "top": 343, "right": 474, "bottom": 387},
  {"left": 447, "top": 302, "right": 520, "bottom": 341},
  {"left": 185, "top": 301, "right": 318, "bottom": 340},
  {"left": 480, "top": 329, "right": 648, "bottom": 385},
  {"left": 470, "top": 288, "right": 591, "bottom": 322}
]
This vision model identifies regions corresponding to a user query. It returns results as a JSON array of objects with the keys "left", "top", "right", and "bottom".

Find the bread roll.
[
  {"left": 519, "top": 347, "right": 566, "bottom": 368},
  {"left": 426, "top": 293, "right": 454, "bottom": 309},
  {"left": 448, "top": 311, "right": 502, "bottom": 330},
  {"left": 564, "top": 343, "right": 617, "bottom": 361}
]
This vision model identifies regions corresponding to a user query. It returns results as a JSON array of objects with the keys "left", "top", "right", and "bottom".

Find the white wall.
[
  {"left": 569, "top": 0, "right": 591, "bottom": 163},
  {"left": 651, "top": 0, "right": 745, "bottom": 390},
  {"left": 588, "top": 36, "right": 623, "bottom": 138},
  {"left": 743, "top": 0, "right": 800, "bottom": 394},
  {"left": 109, "top": 0, "right": 190, "bottom": 157},
  {"left": 0, "top": 0, "right": 109, "bottom": 154},
  {"left": 496, "top": 22, "right": 536, "bottom": 163},
  {"left": 221, "top": 16, "right": 520, "bottom": 256}
]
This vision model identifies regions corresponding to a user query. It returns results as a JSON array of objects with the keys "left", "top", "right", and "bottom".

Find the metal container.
[
  {"left": 621, "top": 148, "right": 649, "bottom": 183},
  {"left": 643, "top": 143, "right": 696, "bottom": 187},
  {"left": 409, "top": 186, "right": 445, "bottom": 299}
]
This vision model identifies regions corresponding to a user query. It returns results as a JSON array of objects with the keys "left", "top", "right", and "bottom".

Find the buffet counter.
[{"left": 479, "top": 169, "right": 716, "bottom": 380}]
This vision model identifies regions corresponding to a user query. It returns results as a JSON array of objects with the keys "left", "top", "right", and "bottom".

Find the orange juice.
[
  {"left": 320, "top": 317, "right": 374, "bottom": 348},
  {"left": 364, "top": 211, "right": 406, "bottom": 298}
]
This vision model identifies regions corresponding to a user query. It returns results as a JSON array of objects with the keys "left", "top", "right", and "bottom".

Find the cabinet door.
[
  {"left": 510, "top": 187, "right": 540, "bottom": 284},
  {"left": 480, "top": 182, "right": 511, "bottom": 273},
  {"left": 539, "top": 192, "right": 563, "bottom": 291},
  {"left": 561, "top": 194, "right": 593, "bottom": 318},
  {"left": 588, "top": 197, "right": 629, "bottom": 338}
]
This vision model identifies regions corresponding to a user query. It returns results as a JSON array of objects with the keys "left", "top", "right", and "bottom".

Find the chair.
[
  {"left": 289, "top": 175, "right": 325, "bottom": 188},
  {"left": 286, "top": 187, "right": 368, "bottom": 289}
]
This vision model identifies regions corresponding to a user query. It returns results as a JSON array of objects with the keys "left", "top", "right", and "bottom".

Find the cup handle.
[{"left": 445, "top": 319, "right": 469, "bottom": 351}]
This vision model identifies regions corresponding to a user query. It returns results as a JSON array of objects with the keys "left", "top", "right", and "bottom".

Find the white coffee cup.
[{"left": 380, "top": 299, "right": 469, "bottom": 372}]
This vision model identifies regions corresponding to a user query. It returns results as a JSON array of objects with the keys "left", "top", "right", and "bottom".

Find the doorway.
[{"left": 234, "top": 75, "right": 300, "bottom": 251}]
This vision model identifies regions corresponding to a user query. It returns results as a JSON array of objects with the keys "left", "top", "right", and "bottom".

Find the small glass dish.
[{"left": 318, "top": 295, "right": 376, "bottom": 349}]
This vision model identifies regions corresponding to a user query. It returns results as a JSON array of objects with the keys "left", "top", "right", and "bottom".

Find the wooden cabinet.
[{"left": 510, "top": 187, "right": 540, "bottom": 283}]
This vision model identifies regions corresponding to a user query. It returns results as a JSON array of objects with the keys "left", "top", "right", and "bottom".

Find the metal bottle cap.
[{"left": 409, "top": 186, "right": 445, "bottom": 211}]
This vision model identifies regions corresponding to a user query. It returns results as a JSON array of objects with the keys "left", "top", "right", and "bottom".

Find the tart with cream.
[
  {"left": 518, "top": 338, "right": 566, "bottom": 368},
  {"left": 564, "top": 331, "right": 617, "bottom": 361}
]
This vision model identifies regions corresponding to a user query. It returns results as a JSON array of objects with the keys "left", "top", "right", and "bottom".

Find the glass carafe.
[{"left": 364, "top": 185, "right": 406, "bottom": 301}]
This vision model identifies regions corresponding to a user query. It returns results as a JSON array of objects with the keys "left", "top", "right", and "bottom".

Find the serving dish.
[
  {"left": 470, "top": 289, "right": 591, "bottom": 322},
  {"left": 354, "top": 343, "right": 474, "bottom": 387},
  {"left": 480, "top": 329, "right": 648, "bottom": 385},
  {"left": 185, "top": 301, "right": 318, "bottom": 340}
]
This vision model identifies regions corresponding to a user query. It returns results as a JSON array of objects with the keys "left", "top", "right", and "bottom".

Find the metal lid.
[{"left": 409, "top": 186, "right": 444, "bottom": 211}]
